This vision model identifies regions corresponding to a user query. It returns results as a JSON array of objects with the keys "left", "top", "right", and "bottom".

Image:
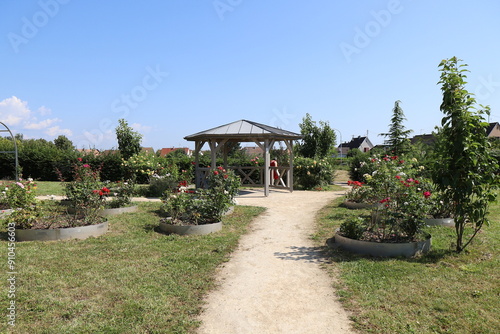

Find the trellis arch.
[{"left": 0, "top": 122, "right": 19, "bottom": 181}]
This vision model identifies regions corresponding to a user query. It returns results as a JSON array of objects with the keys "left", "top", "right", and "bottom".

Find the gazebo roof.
[{"left": 184, "top": 119, "right": 302, "bottom": 142}]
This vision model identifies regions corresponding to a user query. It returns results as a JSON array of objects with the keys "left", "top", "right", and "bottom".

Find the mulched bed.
[{"left": 27, "top": 214, "right": 106, "bottom": 230}]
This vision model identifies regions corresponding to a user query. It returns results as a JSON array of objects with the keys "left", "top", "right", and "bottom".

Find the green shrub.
[
  {"left": 294, "top": 157, "right": 335, "bottom": 190},
  {"left": 347, "top": 149, "right": 372, "bottom": 182},
  {"left": 339, "top": 217, "right": 365, "bottom": 240}
]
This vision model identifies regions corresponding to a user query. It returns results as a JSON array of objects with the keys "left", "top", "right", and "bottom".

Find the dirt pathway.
[{"left": 196, "top": 188, "right": 354, "bottom": 334}]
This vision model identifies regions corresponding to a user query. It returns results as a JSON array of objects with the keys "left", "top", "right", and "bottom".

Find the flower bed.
[
  {"left": 160, "top": 166, "right": 240, "bottom": 233},
  {"left": 339, "top": 155, "right": 434, "bottom": 245}
]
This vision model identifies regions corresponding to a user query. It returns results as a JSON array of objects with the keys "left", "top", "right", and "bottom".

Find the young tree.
[
  {"left": 433, "top": 57, "right": 499, "bottom": 252},
  {"left": 115, "top": 119, "right": 142, "bottom": 160},
  {"left": 296, "top": 113, "right": 336, "bottom": 158},
  {"left": 379, "top": 100, "right": 412, "bottom": 155}
]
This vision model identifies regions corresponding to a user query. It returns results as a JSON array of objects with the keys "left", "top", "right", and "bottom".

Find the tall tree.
[
  {"left": 433, "top": 57, "right": 499, "bottom": 252},
  {"left": 379, "top": 100, "right": 412, "bottom": 155},
  {"left": 54, "top": 135, "right": 75, "bottom": 151},
  {"left": 296, "top": 113, "right": 336, "bottom": 158},
  {"left": 115, "top": 119, "right": 142, "bottom": 160}
]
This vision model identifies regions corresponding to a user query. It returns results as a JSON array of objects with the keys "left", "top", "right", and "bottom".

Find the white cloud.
[
  {"left": 37, "top": 106, "right": 52, "bottom": 116},
  {"left": 131, "top": 123, "right": 152, "bottom": 133},
  {"left": 0, "top": 96, "right": 30, "bottom": 125},
  {"left": 46, "top": 126, "right": 73, "bottom": 137},
  {"left": 0, "top": 96, "right": 73, "bottom": 140},
  {"left": 24, "top": 118, "right": 61, "bottom": 130}
]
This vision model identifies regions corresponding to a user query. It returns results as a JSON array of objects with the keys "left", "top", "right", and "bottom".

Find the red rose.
[
  {"left": 77, "top": 157, "right": 83, "bottom": 162},
  {"left": 395, "top": 175, "right": 401, "bottom": 179},
  {"left": 213, "top": 171, "right": 219, "bottom": 175},
  {"left": 423, "top": 191, "right": 431, "bottom": 198}
]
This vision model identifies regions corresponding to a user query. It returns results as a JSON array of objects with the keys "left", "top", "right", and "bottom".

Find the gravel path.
[{"left": 196, "top": 188, "right": 355, "bottom": 334}]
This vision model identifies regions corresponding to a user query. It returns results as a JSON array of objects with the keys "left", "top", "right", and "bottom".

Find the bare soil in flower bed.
[
  {"left": 339, "top": 229, "right": 427, "bottom": 243},
  {"left": 159, "top": 217, "right": 218, "bottom": 226},
  {"left": 0, "top": 203, "right": 10, "bottom": 210},
  {"left": 26, "top": 215, "right": 106, "bottom": 230}
]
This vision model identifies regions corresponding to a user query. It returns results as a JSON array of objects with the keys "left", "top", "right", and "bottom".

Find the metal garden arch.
[{"left": 0, "top": 122, "right": 19, "bottom": 181}]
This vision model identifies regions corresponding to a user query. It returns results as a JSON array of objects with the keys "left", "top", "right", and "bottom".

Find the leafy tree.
[
  {"left": 432, "top": 57, "right": 499, "bottom": 252},
  {"left": 296, "top": 113, "right": 336, "bottom": 158},
  {"left": 379, "top": 100, "right": 412, "bottom": 155},
  {"left": 54, "top": 135, "right": 75, "bottom": 151},
  {"left": 115, "top": 119, "right": 142, "bottom": 160}
]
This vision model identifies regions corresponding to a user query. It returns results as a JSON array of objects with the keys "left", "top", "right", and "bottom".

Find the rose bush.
[
  {"left": 294, "top": 157, "right": 335, "bottom": 190},
  {"left": 340, "top": 154, "right": 433, "bottom": 242},
  {"left": 161, "top": 167, "right": 240, "bottom": 225}
]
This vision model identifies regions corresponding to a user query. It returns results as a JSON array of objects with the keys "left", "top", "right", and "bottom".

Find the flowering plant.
[
  {"left": 345, "top": 180, "right": 377, "bottom": 203},
  {"left": 0, "top": 179, "right": 40, "bottom": 229},
  {"left": 1, "top": 178, "right": 38, "bottom": 209},
  {"left": 103, "top": 180, "right": 135, "bottom": 208},
  {"left": 340, "top": 155, "right": 433, "bottom": 241},
  {"left": 294, "top": 157, "right": 335, "bottom": 190},
  {"left": 61, "top": 161, "right": 106, "bottom": 223},
  {"left": 161, "top": 167, "right": 240, "bottom": 225},
  {"left": 371, "top": 175, "right": 433, "bottom": 240}
]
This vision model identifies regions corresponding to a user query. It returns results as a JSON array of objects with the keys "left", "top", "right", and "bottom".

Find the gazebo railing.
[{"left": 195, "top": 166, "right": 291, "bottom": 190}]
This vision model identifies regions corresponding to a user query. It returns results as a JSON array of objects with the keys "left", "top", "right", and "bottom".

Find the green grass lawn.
[
  {"left": 33, "top": 181, "right": 66, "bottom": 196},
  {"left": 1, "top": 203, "right": 265, "bottom": 333},
  {"left": 0, "top": 180, "right": 66, "bottom": 197},
  {"left": 313, "top": 196, "right": 500, "bottom": 334}
]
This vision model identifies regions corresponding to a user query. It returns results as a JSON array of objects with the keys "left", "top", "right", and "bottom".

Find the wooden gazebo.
[{"left": 184, "top": 120, "right": 302, "bottom": 196}]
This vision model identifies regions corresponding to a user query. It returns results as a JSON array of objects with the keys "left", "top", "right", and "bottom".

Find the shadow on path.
[{"left": 274, "top": 245, "right": 331, "bottom": 264}]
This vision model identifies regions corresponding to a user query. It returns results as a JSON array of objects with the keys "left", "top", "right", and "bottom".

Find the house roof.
[
  {"left": 159, "top": 147, "right": 191, "bottom": 157},
  {"left": 184, "top": 119, "right": 302, "bottom": 142},
  {"left": 411, "top": 134, "right": 436, "bottom": 145},
  {"left": 486, "top": 122, "right": 500, "bottom": 136},
  {"left": 340, "top": 136, "right": 373, "bottom": 149}
]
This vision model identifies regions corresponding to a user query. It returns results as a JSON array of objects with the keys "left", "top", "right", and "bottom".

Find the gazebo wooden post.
[
  {"left": 209, "top": 140, "right": 217, "bottom": 170},
  {"left": 194, "top": 140, "right": 205, "bottom": 188},
  {"left": 222, "top": 141, "right": 229, "bottom": 170},
  {"left": 264, "top": 139, "right": 270, "bottom": 197},
  {"left": 285, "top": 139, "right": 294, "bottom": 192}
]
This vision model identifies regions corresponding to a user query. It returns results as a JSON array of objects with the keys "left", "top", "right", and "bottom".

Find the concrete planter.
[
  {"left": 159, "top": 219, "right": 222, "bottom": 236},
  {"left": 424, "top": 217, "right": 454, "bottom": 227},
  {"left": 328, "top": 231, "right": 431, "bottom": 258},
  {"left": 15, "top": 221, "right": 108, "bottom": 242},
  {"left": 342, "top": 201, "right": 376, "bottom": 210},
  {"left": 224, "top": 206, "right": 235, "bottom": 216}
]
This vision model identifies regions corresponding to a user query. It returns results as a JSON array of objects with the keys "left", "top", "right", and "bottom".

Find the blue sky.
[{"left": 1, "top": 0, "right": 499, "bottom": 151}]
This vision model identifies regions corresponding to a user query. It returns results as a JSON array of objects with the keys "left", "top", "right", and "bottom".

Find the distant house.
[
  {"left": 242, "top": 146, "right": 264, "bottom": 157},
  {"left": 159, "top": 147, "right": 192, "bottom": 157},
  {"left": 409, "top": 122, "right": 500, "bottom": 146},
  {"left": 411, "top": 134, "right": 436, "bottom": 146},
  {"left": 486, "top": 122, "right": 500, "bottom": 138},
  {"left": 100, "top": 149, "right": 119, "bottom": 156},
  {"left": 339, "top": 136, "right": 374, "bottom": 157},
  {"left": 141, "top": 147, "right": 155, "bottom": 155},
  {"left": 77, "top": 148, "right": 100, "bottom": 156}
]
